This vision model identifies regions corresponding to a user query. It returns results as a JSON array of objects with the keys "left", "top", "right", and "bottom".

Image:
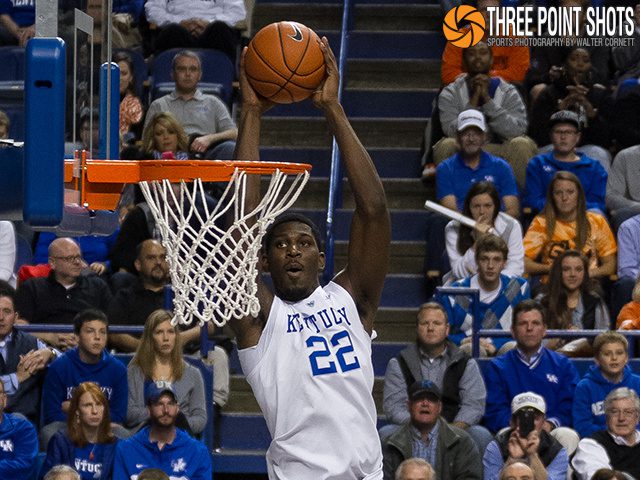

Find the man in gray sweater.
[
  {"left": 433, "top": 41, "right": 537, "bottom": 187},
  {"left": 382, "top": 302, "right": 493, "bottom": 455},
  {"left": 606, "top": 145, "right": 640, "bottom": 232}
]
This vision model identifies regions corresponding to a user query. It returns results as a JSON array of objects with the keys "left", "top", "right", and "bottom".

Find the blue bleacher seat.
[
  {"left": 0, "top": 46, "right": 25, "bottom": 81},
  {"left": 150, "top": 48, "right": 235, "bottom": 106},
  {"left": 14, "top": 233, "right": 33, "bottom": 272}
]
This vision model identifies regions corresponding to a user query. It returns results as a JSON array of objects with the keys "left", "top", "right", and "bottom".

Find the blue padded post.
[
  {"left": 24, "top": 37, "right": 66, "bottom": 226},
  {"left": 99, "top": 62, "right": 119, "bottom": 160}
]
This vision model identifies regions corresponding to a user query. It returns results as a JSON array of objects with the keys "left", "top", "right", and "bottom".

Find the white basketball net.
[{"left": 139, "top": 168, "right": 310, "bottom": 327}]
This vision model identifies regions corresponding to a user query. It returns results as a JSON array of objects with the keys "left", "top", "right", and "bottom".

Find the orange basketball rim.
[{"left": 64, "top": 154, "right": 312, "bottom": 211}]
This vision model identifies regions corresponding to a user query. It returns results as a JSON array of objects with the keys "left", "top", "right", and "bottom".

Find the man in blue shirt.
[
  {"left": 484, "top": 299, "right": 580, "bottom": 456},
  {"left": 524, "top": 110, "right": 608, "bottom": 215},
  {"left": 436, "top": 109, "right": 520, "bottom": 219},
  {"left": 0, "top": 379, "right": 38, "bottom": 477},
  {"left": 112, "top": 381, "right": 212, "bottom": 480}
]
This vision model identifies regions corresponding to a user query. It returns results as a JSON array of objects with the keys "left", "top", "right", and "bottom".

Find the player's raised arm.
[
  {"left": 230, "top": 47, "right": 274, "bottom": 349},
  {"left": 313, "top": 37, "right": 391, "bottom": 334}
]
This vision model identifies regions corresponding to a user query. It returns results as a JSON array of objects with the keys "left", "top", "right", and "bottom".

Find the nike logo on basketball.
[{"left": 288, "top": 23, "right": 304, "bottom": 42}]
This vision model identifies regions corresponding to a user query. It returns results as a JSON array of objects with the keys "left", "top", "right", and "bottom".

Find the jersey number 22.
[{"left": 306, "top": 330, "right": 361, "bottom": 376}]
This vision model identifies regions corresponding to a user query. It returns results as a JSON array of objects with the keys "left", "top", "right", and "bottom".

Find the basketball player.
[{"left": 231, "top": 37, "right": 391, "bottom": 479}]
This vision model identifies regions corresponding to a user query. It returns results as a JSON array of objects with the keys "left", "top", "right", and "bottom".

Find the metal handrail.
[
  {"left": 323, "top": 0, "right": 354, "bottom": 283},
  {"left": 15, "top": 323, "right": 213, "bottom": 358},
  {"left": 479, "top": 329, "right": 640, "bottom": 358},
  {"left": 436, "top": 286, "right": 482, "bottom": 357},
  {"left": 436, "top": 286, "right": 640, "bottom": 358}
]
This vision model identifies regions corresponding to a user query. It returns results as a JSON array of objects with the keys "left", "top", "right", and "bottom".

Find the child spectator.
[
  {"left": 572, "top": 332, "right": 640, "bottom": 438},
  {"left": 617, "top": 278, "right": 640, "bottom": 330}
]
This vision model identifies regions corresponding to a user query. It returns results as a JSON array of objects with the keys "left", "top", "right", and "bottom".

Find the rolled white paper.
[{"left": 424, "top": 200, "right": 497, "bottom": 235}]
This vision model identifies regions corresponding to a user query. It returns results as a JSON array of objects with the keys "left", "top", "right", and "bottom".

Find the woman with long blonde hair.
[
  {"left": 40, "top": 382, "right": 118, "bottom": 480},
  {"left": 127, "top": 309, "right": 206, "bottom": 435},
  {"left": 140, "top": 112, "right": 190, "bottom": 159}
]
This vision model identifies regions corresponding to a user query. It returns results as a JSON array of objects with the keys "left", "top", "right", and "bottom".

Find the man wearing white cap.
[
  {"left": 483, "top": 392, "right": 568, "bottom": 480},
  {"left": 435, "top": 109, "right": 520, "bottom": 219},
  {"left": 433, "top": 41, "right": 537, "bottom": 187}
]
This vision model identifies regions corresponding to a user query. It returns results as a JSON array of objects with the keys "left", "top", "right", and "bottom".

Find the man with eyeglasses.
[
  {"left": 112, "top": 381, "right": 211, "bottom": 480},
  {"left": 144, "top": 50, "right": 237, "bottom": 163},
  {"left": 572, "top": 387, "right": 640, "bottom": 479},
  {"left": 15, "top": 237, "right": 112, "bottom": 350},
  {"left": 524, "top": 110, "right": 608, "bottom": 215}
]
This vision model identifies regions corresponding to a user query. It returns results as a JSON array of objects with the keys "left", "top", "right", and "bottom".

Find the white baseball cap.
[
  {"left": 511, "top": 392, "right": 546, "bottom": 414},
  {"left": 457, "top": 109, "right": 487, "bottom": 133}
]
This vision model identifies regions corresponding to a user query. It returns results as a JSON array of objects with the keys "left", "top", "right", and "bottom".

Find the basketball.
[{"left": 245, "top": 21, "right": 326, "bottom": 104}]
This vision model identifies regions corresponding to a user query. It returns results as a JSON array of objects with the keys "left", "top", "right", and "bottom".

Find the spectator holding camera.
[{"left": 483, "top": 392, "right": 568, "bottom": 480}]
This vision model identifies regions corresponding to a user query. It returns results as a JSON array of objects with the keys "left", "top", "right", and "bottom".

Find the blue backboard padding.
[{"left": 24, "top": 38, "right": 66, "bottom": 227}]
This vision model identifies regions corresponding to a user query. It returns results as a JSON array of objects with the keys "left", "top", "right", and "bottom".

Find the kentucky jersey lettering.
[
  {"left": 239, "top": 282, "right": 382, "bottom": 479},
  {"left": 285, "top": 305, "right": 351, "bottom": 334}
]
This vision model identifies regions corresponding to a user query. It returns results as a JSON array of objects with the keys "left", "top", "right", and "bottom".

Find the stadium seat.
[
  {"left": 14, "top": 233, "right": 33, "bottom": 273},
  {"left": 0, "top": 46, "right": 25, "bottom": 81},
  {"left": 149, "top": 48, "right": 235, "bottom": 106}
]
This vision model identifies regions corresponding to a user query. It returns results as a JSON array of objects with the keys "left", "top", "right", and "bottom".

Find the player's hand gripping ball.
[
  {"left": 443, "top": 5, "right": 486, "bottom": 48},
  {"left": 245, "top": 21, "right": 327, "bottom": 104}
]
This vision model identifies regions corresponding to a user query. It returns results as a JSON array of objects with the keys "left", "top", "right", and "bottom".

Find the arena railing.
[
  {"left": 15, "top": 323, "right": 214, "bottom": 357},
  {"left": 323, "top": 0, "right": 355, "bottom": 283},
  {"left": 436, "top": 286, "right": 640, "bottom": 358}
]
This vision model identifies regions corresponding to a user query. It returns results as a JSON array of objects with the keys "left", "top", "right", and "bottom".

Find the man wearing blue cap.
[
  {"left": 382, "top": 380, "right": 482, "bottom": 480},
  {"left": 112, "top": 381, "right": 211, "bottom": 480}
]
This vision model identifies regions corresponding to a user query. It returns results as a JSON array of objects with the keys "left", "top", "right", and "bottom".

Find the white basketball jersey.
[{"left": 238, "top": 281, "right": 383, "bottom": 480}]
